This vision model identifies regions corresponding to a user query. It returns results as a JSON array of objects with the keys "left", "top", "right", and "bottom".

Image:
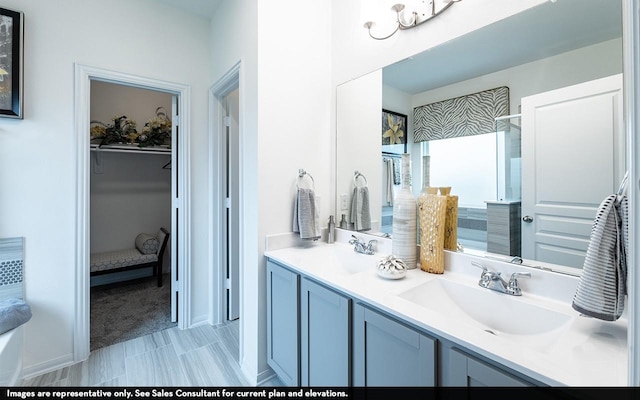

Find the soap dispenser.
[
  {"left": 328, "top": 215, "right": 336, "bottom": 244},
  {"left": 339, "top": 214, "right": 348, "bottom": 229}
]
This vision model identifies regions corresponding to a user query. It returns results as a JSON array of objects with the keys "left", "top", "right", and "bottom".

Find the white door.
[
  {"left": 171, "top": 95, "right": 179, "bottom": 322},
  {"left": 226, "top": 89, "right": 240, "bottom": 321},
  {"left": 521, "top": 74, "right": 624, "bottom": 268}
]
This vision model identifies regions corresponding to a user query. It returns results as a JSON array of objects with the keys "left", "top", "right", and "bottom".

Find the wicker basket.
[
  {"left": 418, "top": 188, "right": 447, "bottom": 274},
  {"left": 439, "top": 187, "right": 459, "bottom": 251}
]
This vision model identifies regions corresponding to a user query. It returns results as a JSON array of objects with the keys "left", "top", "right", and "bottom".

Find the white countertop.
[{"left": 264, "top": 231, "right": 628, "bottom": 387}]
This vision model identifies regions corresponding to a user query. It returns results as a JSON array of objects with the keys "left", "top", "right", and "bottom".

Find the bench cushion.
[{"left": 90, "top": 248, "right": 158, "bottom": 273}]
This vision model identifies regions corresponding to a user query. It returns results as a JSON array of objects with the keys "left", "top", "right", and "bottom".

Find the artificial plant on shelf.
[
  {"left": 90, "top": 115, "right": 138, "bottom": 147},
  {"left": 136, "top": 107, "right": 172, "bottom": 148}
]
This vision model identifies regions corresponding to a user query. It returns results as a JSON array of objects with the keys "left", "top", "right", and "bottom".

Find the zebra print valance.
[{"left": 413, "top": 86, "right": 510, "bottom": 142}]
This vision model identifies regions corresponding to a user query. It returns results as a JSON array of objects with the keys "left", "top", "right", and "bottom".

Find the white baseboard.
[
  {"left": 256, "top": 367, "right": 277, "bottom": 386},
  {"left": 188, "top": 314, "right": 210, "bottom": 328},
  {"left": 239, "top": 362, "right": 256, "bottom": 386},
  {"left": 239, "top": 359, "right": 277, "bottom": 387},
  {"left": 21, "top": 353, "right": 75, "bottom": 381}
]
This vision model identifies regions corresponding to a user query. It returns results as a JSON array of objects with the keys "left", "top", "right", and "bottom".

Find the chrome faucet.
[
  {"left": 507, "top": 272, "right": 532, "bottom": 296},
  {"left": 471, "top": 261, "right": 531, "bottom": 296},
  {"left": 349, "top": 235, "right": 377, "bottom": 255}
]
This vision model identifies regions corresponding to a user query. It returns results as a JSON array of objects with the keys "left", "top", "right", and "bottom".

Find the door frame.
[
  {"left": 73, "top": 64, "right": 192, "bottom": 361},
  {"left": 623, "top": 0, "right": 639, "bottom": 386},
  {"left": 209, "top": 61, "right": 242, "bottom": 327}
]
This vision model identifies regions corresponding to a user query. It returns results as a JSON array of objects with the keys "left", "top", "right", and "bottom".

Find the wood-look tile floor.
[{"left": 21, "top": 320, "right": 284, "bottom": 387}]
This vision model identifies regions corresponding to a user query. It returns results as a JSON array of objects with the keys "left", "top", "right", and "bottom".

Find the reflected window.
[{"left": 420, "top": 118, "right": 522, "bottom": 253}]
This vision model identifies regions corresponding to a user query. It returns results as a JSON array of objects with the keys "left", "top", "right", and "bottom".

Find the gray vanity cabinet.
[
  {"left": 444, "top": 347, "right": 534, "bottom": 387},
  {"left": 266, "top": 257, "right": 542, "bottom": 387},
  {"left": 300, "top": 277, "right": 351, "bottom": 386},
  {"left": 353, "top": 304, "right": 437, "bottom": 386},
  {"left": 266, "top": 260, "right": 300, "bottom": 386}
]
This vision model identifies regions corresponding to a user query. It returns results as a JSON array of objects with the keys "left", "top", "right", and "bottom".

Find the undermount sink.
[{"left": 398, "top": 278, "right": 572, "bottom": 337}]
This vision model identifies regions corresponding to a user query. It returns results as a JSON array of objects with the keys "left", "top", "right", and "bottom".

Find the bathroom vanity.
[{"left": 264, "top": 231, "right": 628, "bottom": 387}]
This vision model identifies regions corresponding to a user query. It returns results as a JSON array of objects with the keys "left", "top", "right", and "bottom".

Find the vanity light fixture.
[{"left": 363, "top": 0, "right": 462, "bottom": 40}]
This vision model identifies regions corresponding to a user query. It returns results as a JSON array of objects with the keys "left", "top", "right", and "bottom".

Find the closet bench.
[{"left": 90, "top": 228, "right": 170, "bottom": 287}]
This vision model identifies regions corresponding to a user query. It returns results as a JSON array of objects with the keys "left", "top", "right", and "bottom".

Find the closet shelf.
[{"left": 90, "top": 143, "right": 171, "bottom": 155}]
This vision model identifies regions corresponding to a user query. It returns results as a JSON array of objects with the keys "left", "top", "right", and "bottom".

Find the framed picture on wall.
[
  {"left": 0, "top": 7, "right": 24, "bottom": 119},
  {"left": 382, "top": 109, "right": 407, "bottom": 153}
]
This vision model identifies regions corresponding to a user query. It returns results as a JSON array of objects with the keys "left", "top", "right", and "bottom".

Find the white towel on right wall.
[{"left": 572, "top": 193, "right": 628, "bottom": 321}]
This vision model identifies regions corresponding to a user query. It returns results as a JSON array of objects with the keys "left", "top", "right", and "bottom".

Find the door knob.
[{"left": 523, "top": 215, "right": 533, "bottom": 223}]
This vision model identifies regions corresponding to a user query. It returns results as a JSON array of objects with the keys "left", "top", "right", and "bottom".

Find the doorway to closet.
[
  {"left": 73, "top": 64, "right": 191, "bottom": 362},
  {"left": 88, "top": 81, "right": 176, "bottom": 351}
]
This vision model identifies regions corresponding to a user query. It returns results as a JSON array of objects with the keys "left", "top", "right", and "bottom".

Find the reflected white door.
[{"left": 521, "top": 74, "right": 624, "bottom": 268}]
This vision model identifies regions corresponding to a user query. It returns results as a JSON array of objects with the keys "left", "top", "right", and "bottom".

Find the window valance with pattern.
[{"left": 413, "top": 86, "right": 510, "bottom": 142}]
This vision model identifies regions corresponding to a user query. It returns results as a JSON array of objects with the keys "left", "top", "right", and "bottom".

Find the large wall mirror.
[{"left": 336, "top": 0, "right": 624, "bottom": 274}]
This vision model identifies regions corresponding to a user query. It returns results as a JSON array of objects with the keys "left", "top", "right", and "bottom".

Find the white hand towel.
[{"left": 293, "top": 188, "right": 321, "bottom": 240}]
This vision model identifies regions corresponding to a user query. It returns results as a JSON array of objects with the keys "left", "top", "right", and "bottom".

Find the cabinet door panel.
[
  {"left": 301, "top": 278, "right": 351, "bottom": 387},
  {"left": 354, "top": 304, "right": 436, "bottom": 386},
  {"left": 447, "top": 348, "right": 532, "bottom": 387},
  {"left": 266, "top": 261, "right": 299, "bottom": 386}
]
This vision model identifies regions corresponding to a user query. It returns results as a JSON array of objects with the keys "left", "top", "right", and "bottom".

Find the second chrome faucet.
[
  {"left": 471, "top": 261, "right": 531, "bottom": 296},
  {"left": 349, "top": 235, "right": 377, "bottom": 255}
]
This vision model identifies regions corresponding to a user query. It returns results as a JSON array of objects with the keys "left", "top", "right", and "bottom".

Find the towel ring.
[
  {"left": 354, "top": 170, "right": 368, "bottom": 188},
  {"left": 297, "top": 169, "right": 315, "bottom": 189},
  {"left": 617, "top": 171, "right": 629, "bottom": 197}
]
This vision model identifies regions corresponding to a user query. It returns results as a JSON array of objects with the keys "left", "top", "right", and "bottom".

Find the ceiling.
[
  {"left": 151, "top": 0, "right": 622, "bottom": 94},
  {"left": 383, "top": 0, "right": 623, "bottom": 94},
  {"left": 153, "top": 0, "right": 223, "bottom": 18}
]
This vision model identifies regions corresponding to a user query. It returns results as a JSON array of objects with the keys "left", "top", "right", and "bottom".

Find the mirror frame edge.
[{"left": 622, "top": 0, "right": 639, "bottom": 386}]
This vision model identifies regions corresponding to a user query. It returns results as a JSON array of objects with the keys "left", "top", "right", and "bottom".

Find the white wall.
[
  {"left": 210, "top": 0, "right": 260, "bottom": 383},
  {"left": 337, "top": 70, "right": 382, "bottom": 228},
  {"left": 411, "top": 38, "right": 623, "bottom": 116},
  {"left": 210, "top": 0, "right": 333, "bottom": 384},
  {"left": 90, "top": 152, "right": 172, "bottom": 265},
  {"left": 90, "top": 81, "right": 173, "bottom": 131},
  {"left": 0, "top": 0, "right": 211, "bottom": 376},
  {"left": 256, "top": 0, "right": 333, "bottom": 383}
]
